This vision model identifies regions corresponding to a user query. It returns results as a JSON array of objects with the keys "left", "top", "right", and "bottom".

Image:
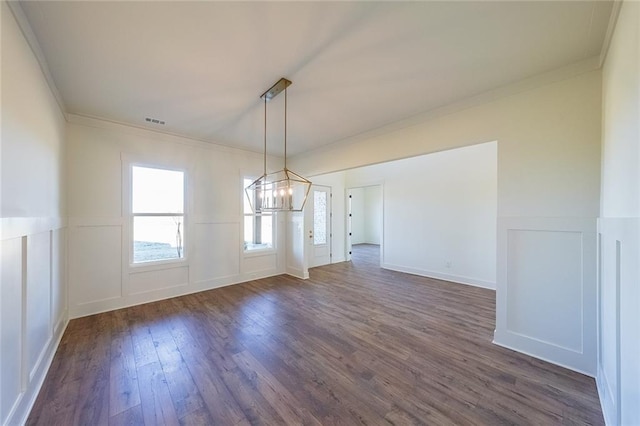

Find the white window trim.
[
  {"left": 242, "top": 175, "right": 276, "bottom": 256},
  {"left": 122, "top": 153, "right": 193, "bottom": 271}
]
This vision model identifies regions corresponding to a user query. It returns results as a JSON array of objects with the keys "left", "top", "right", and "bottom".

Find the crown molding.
[{"left": 599, "top": 0, "right": 623, "bottom": 67}]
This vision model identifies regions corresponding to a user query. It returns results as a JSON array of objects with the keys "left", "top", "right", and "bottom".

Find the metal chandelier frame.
[{"left": 245, "top": 78, "right": 312, "bottom": 213}]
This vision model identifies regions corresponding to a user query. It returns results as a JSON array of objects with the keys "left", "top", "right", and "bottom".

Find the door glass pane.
[
  {"left": 133, "top": 216, "right": 184, "bottom": 263},
  {"left": 314, "top": 191, "right": 327, "bottom": 245}
]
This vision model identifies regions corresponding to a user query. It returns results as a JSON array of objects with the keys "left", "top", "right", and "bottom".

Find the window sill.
[
  {"left": 243, "top": 248, "right": 276, "bottom": 258},
  {"left": 129, "top": 258, "right": 188, "bottom": 273}
]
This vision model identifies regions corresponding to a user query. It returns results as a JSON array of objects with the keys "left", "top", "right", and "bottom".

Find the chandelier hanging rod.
[
  {"left": 260, "top": 77, "right": 292, "bottom": 170},
  {"left": 245, "top": 77, "right": 311, "bottom": 213}
]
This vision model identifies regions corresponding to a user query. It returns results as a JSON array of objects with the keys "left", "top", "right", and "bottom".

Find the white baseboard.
[
  {"left": 381, "top": 262, "right": 495, "bottom": 290},
  {"left": 4, "top": 313, "right": 69, "bottom": 426},
  {"left": 286, "top": 266, "right": 309, "bottom": 280},
  {"left": 596, "top": 363, "right": 617, "bottom": 426},
  {"left": 69, "top": 269, "right": 283, "bottom": 319},
  {"left": 493, "top": 332, "right": 594, "bottom": 377}
]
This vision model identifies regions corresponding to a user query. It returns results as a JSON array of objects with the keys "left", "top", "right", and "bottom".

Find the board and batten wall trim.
[
  {"left": 597, "top": 1, "right": 640, "bottom": 424},
  {"left": 494, "top": 217, "right": 597, "bottom": 376},
  {"left": 65, "top": 129, "right": 288, "bottom": 319},
  {"left": 596, "top": 217, "right": 639, "bottom": 426},
  {"left": 67, "top": 216, "right": 284, "bottom": 319},
  {"left": 1, "top": 219, "right": 68, "bottom": 426}
]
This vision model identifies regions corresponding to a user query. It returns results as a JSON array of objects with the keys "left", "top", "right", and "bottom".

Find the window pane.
[
  {"left": 133, "top": 216, "right": 184, "bottom": 263},
  {"left": 243, "top": 178, "right": 253, "bottom": 214},
  {"left": 260, "top": 215, "right": 273, "bottom": 247},
  {"left": 133, "top": 166, "right": 184, "bottom": 213},
  {"left": 244, "top": 214, "right": 273, "bottom": 251},
  {"left": 314, "top": 191, "right": 327, "bottom": 245},
  {"left": 243, "top": 215, "right": 254, "bottom": 248}
]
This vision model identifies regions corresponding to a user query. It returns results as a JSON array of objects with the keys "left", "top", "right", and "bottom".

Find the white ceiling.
[{"left": 18, "top": 1, "right": 613, "bottom": 156}]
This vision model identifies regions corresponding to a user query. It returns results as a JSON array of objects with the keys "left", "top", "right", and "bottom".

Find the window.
[
  {"left": 132, "top": 166, "right": 185, "bottom": 264},
  {"left": 313, "top": 190, "right": 327, "bottom": 245},
  {"left": 243, "top": 178, "right": 273, "bottom": 251}
]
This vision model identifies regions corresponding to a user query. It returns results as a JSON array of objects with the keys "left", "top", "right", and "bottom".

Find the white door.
[{"left": 306, "top": 185, "right": 332, "bottom": 268}]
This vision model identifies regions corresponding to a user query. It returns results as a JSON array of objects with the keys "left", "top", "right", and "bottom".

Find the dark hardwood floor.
[{"left": 28, "top": 244, "right": 603, "bottom": 425}]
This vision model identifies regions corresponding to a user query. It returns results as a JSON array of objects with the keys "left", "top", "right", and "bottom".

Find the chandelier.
[{"left": 245, "top": 78, "right": 312, "bottom": 212}]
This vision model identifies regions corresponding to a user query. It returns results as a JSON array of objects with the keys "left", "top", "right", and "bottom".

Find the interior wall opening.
[{"left": 310, "top": 140, "right": 497, "bottom": 290}]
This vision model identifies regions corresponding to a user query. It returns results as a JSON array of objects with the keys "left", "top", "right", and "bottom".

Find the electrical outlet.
[{"left": 445, "top": 261, "right": 452, "bottom": 269}]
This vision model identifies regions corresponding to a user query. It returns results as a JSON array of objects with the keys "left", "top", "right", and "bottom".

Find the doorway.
[{"left": 347, "top": 185, "right": 383, "bottom": 265}]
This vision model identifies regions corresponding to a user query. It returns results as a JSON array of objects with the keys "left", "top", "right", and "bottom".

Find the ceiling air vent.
[{"left": 145, "top": 117, "right": 165, "bottom": 125}]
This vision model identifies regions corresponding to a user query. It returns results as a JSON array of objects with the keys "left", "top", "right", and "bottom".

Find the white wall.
[
  {"left": 66, "top": 115, "right": 286, "bottom": 318},
  {"left": 345, "top": 142, "right": 497, "bottom": 289},
  {"left": 598, "top": 2, "right": 640, "bottom": 425},
  {"left": 1, "top": 3, "right": 68, "bottom": 425},
  {"left": 291, "top": 68, "right": 601, "bottom": 375},
  {"left": 285, "top": 211, "right": 307, "bottom": 279},
  {"left": 350, "top": 187, "right": 366, "bottom": 244},
  {"left": 363, "top": 186, "right": 382, "bottom": 245},
  {"left": 349, "top": 186, "right": 382, "bottom": 246}
]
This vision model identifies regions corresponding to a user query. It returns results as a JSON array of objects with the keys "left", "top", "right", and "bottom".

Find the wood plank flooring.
[{"left": 27, "top": 244, "right": 604, "bottom": 425}]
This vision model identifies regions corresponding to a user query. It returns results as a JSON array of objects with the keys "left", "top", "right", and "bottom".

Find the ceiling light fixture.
[{"left": 245, "top": 78, "right": 312, "bottom": 212}]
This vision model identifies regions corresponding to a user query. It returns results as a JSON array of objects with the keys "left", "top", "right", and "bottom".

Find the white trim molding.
[
  {"left": 596, "top": 217, "right": 640, "bottom": 426},
  {"left": 1, "top": 221, "right": 69, "bottom": 426},
  {"left": 382, "top": 263, "right": 495, "bottom": 290},
  {"left": 598, "top": 1, "right": 624, "bottom": 67},
  {"left": 494, "top": 217, "right": 598, "bottom": 376}
]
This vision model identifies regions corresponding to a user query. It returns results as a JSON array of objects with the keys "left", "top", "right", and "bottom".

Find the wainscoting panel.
[
  {"left": 506, "top": 229, "right": 583, "bottom": 352},
  {"left": 129, "top": 265, "right": 189, "bottom": 296},
  {"left": 286, "top": 212, "right": 308, "bottom": 279},
  {"left": 0, "top": 219, "right": 68, "bottom": 426},
  {"left": 495, "top": 217, "right": 597, "bottom": 376},
  {"left": 0, "top": 237, "right": 24, "bottom": 424},
  {"left": 243, "top": 253, "right": 279, "bottom": 277},
  {"left": 597, "top": 217, "right": 639, "bottom": 426},
  {"left": 192, "top": 222, "right": 240, "bottom": 284},
  {"left": 26, "top": 232, "right": 52, "bottom": 381},
  {"left": 51, "top": 228, "right": 67, "bottom": 335},
  {"left": 68, "top": 217, "right": 285, "bottom": 318},
  {"left": 69, "top": 224, "right": 122, "bottom": 307}
]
